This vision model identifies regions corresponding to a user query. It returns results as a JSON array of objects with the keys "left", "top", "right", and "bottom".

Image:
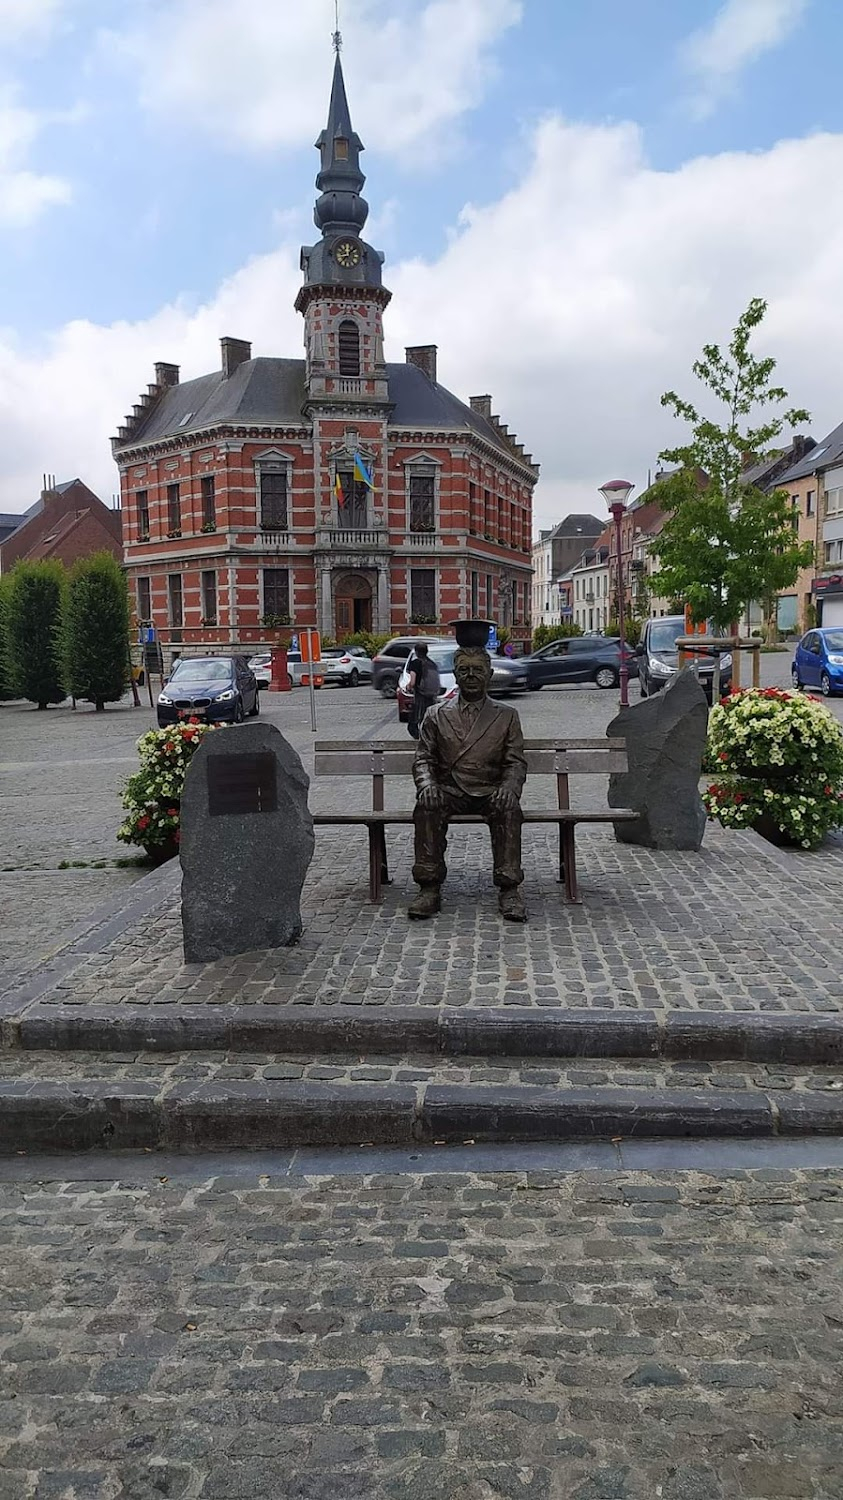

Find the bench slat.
[
  {"left": 313, "top": 809, "right": 638, "bottom": 825},
  {"left": 315, "top": 749, "right": 629, "bottom": 777},
  {"left": 314, "top": 736, "right": 626, "bottom": 753}
]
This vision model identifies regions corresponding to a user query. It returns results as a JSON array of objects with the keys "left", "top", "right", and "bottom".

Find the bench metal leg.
[
  {"left": 367, "top": 825, "right": 390, "bottom": 902},
  {"left": 558, "top": 824, "right": 581, "bottom": 905}
]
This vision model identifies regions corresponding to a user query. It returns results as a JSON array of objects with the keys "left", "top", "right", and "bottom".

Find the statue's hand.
[
  {"left": 490, "top": 786, "right": 518, "bottom": 812},
  {"left": 417, "top": 784, "right": 444, "bottom": 811}
]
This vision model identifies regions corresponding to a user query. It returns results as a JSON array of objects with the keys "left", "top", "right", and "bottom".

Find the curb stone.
[
  {"left": 9, "top": 1005, "right": 843, "bottom": 1066},
  {"left": 2, "top": 1078, "right": 843, "bottom": 1153}
]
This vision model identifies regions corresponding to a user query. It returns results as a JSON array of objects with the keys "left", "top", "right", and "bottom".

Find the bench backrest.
[{"left": 314, "top": 738, "right": 628, "bottom": 813}]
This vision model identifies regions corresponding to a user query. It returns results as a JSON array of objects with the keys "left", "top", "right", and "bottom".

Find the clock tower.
[{"left": 296, "top": 47, "right": 391, "bottom": 403}]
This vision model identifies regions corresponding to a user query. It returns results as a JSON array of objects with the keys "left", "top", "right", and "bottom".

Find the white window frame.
[
  {"left": 404, "top": 452, "right": 441, "bottom": 534},
  {"left": 253, "top": 448, "right": 294, "bottom": 532}
]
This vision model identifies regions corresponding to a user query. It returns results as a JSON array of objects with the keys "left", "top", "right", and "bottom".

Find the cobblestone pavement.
[
  {"left": 1, "top": 1161, "right": 842, "bottom": 1498},
  {"left": 17, "top": 818, "right": 841, "bottom": 1017}
]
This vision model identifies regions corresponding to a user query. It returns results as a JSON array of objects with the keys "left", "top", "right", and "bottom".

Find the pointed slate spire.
[{"left": 313, "top": 51, "right": 368, "bottom": 236}]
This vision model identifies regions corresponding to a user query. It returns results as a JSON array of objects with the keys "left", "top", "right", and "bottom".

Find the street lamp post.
[{"left": 598, "top": 479, "right": 635, "bottom": 707}]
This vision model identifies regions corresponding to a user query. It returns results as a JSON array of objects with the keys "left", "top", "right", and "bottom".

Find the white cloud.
[
  {"left": 2, "top": 119, "right": 842, "bottom": 530},
  {"left": 104, "top": 0, "right": 521, "bottom": 159},
  {"left": 0, "top": 0, "right": 66, "bottom": 44},
  {"left": 682, "top": 0, "right": 810, "bottom": 117},
  {"left": 0, "top": 90, "right": 71, "bottom": 228}
]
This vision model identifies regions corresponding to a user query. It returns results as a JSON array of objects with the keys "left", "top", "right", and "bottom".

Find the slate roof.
[
  {"left": 778, "top": 420, "right": 843, "bottom": 484},
  {"left": 118, "top": 357, "right": 522, "bottom": 462}
]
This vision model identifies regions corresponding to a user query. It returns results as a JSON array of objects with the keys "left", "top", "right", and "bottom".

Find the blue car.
[{"left": 792, "top": 628, "right": 843, "bottom": 697}]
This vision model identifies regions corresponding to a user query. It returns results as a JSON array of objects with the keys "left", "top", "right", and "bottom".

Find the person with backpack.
[{"left": 407, "top": 643, "right": 440, "bottom": 740}]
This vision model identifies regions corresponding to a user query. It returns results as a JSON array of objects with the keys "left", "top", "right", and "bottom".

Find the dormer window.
[
  {"left": 338, "top": 320, "right": 360, "bottom": 376},
  {"left": 335, "top": 138, "right": 349, "bottom": 160}
]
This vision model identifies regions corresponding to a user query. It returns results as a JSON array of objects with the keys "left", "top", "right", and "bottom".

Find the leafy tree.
[
  {"left": 7, "top": 561, "right": 66, "bottom": 709},
  {"left": 0, "top": 575, "right": 16, "bottom": 701},
  {"left": 606, "top": 615, "right": 642, "bottom": 647},
  {"left": 531, "top": 622, "right": 583, "bottom": 651},
  {"left": 649, "top": 298, "right": 813, "bottom": 631},
  {"left": 63, "top": 552, "right": 130, "bottom": 711}
]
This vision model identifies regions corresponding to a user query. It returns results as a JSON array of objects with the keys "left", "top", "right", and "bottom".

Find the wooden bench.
[{"left": 313, "top": 738, "right": 637, "bottom": 905}]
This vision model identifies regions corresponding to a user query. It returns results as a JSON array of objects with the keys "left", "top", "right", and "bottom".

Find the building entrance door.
[{"left": 335, "top": 573, "right": 373, "bottom": 639}]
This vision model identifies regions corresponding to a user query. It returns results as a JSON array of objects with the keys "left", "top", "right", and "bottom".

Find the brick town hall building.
[{"left": 114, "top": 51, "right": 538, "bottom": 654}]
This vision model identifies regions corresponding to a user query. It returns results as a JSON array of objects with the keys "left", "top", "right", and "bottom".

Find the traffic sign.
[{"left": 487, "top": 624, "right": 498, "bottom": 652}]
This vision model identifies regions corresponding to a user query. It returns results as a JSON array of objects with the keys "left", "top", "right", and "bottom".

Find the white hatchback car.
[
  {"left": 318, "top": 646, "right": 374, "bottom": 687},
  {"left": 248, "top": 653, "right": 273, "bottom": 689}
]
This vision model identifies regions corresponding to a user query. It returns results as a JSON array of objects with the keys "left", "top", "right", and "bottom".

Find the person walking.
[{"left": 407, "top": 643, "right": 440, "bottom": 740}]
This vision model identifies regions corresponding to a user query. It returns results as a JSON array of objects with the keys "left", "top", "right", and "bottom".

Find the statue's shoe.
[
  {"left": 498, "top": 887, "right": 527, "bottom": 923},
  {"left": 408, "top": 886, "right": 442, "bottom": 920}
]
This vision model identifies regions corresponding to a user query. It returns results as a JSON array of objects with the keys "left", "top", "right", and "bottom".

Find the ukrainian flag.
[{"left": 353, "top": 453, "right": 374, "bottom": 490}]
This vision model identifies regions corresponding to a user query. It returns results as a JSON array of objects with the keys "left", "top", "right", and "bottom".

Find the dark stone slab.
[
  {"left": 665, "top": 1012, "right": 843, "bottom": 1065},
  {"left": 440, "top": 1011, "right": 662, "bottom": 1059},
  {"left": 227, "top": 1009, "right": 440, "bottom": 1056},
  {"left": 163, "top": 1082, "right": 418, "bottom": 1150},
  {"left": 608, "top": 669, "right": 708, "bottom": 849},
  {"left": 0, "top": 1083, "right": 162, "bottom": 1153},
  {"left": 17, "top": 1008, "right": 230, "bottom": 1053},
  {"left": 775, "top": 1095, "right": 843, "bottom": 1134},
  {"left": 180, "top": 723, "right": 315, "bottom": 964},
  {"left": 420, "top": 1086, "right": 773, "bottom": 1142}
]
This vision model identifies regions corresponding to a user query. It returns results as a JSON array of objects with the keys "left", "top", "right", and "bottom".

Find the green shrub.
[
  {"left": 7, "top": 561, "right": 65, "bottom": 708},
  {"left": 531, "top": 622, "right": 583, "bottom": 651},
  {"left": 63, "top": 552, "right": 130, "bottom": 711}
]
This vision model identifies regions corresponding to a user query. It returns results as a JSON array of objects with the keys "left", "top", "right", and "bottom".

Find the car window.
[
  {"left": 171, "top": 659, "right": 232, "bottom": 682},
  {"left": 428, "top": 649, "right": 456, "bottom": 672},
  {"left": 805, "top": 633, "right": 820, "bottom": 654},
  {"left": 823, "top": 630, "right": 843, "bottom": 651},
  {"left": 385, "top": 644, "right": 411, "bottom": 659},
  {"left": 647, "top": 621, "right": 684, "bottom": 652},
  {"left": 568, "top": 640, "right": 590, "bottom": 652}
]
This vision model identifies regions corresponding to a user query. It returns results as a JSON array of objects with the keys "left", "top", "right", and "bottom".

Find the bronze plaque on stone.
[{"left": 207, "top": 752, "right": 278, "bottom": 817}]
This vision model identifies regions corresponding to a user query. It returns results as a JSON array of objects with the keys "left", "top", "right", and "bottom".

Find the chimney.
[
  {"left": 405, "top": 345, "right": 437, "bottom": 383},
  {"left": 155, "top": 362, "right": 180, "bottom": 388},
  {"left": 221, "top": 337, "right": 252, "bottom": 379},
  {"left": 470, "top": 395, "right": 493, "bottom": 419},
  {"left": 792, "top": 434, "right": 814, "bottom": 459}
]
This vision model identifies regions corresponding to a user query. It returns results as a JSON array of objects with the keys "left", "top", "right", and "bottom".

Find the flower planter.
[
  {"left": 143, "top": 834, "right": 180, "bottom": 865},
  {"left": 749, "top": 813, "right": 803, "bottom": 849}
]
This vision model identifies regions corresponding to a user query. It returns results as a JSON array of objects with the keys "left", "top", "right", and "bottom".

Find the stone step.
[
  {"left": 7, "top": 1004, "right": 843, "bottom": 1066},
  {"left": 2, "top": 1051, "right": 843, "bottom": 1153}
]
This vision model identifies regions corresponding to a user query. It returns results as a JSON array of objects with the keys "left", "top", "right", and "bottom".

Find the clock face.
[{"left": 335, "top": 239, "right": 361, "bottom": 269}]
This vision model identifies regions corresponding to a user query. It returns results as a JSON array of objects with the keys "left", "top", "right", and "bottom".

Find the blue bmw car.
[{"left": 792, "top": 628, "right": 843, "bottom": 697}]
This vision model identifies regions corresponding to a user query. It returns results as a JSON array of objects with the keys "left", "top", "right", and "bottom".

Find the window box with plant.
[
  {"left": 118, "top": 721, "right": 221, "bottom": 863},
  {"left": 703, "top": 688, "right": 843, "bottom": 849},
  {"left": 201, "top": 521, "right": 216, "bottom": 534},
  {"left": 166, "top": 529, "right": 182, "bottom": 540},
  {"left": 410, "top": 613, "right": 437, "bottom": 626},
  {"left": 262, "top": 613, "right": 291, "bottom": 629}
]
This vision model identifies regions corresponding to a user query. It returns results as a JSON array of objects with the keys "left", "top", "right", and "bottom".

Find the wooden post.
[
  {"left": 752, "top": 645, "right": 761, "bottom": 688},
  {"left": 730, "top": 624, "right": 741, "bottom": 690}
]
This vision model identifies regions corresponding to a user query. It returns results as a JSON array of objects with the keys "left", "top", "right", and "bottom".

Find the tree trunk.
[
  {"left": 95, "top": 701, "right": 105, "bottom": 712},
  {"left": 37, "top": 702, "right": 46, "bottom": 710}
]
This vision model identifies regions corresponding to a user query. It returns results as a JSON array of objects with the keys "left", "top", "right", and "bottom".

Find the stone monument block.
[
  {"left": 180, "top": 722, "right": 314, "bottom": 963},
  {"left": 607, "top": 668, "right": 708, "bottom": 850}
]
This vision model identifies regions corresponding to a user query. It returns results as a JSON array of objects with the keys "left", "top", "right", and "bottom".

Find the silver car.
[{"left": 318, "top": 646, "right": 374, "bottom": 687}]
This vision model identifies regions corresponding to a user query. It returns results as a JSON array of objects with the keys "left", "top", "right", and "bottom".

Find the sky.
[{"left": 1, "top": 0, "right": 842, "bottom": 529}]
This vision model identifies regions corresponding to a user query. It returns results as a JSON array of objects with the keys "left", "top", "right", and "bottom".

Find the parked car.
[
  {"left": 285, "top": 649, "right": 323, "bottom": 689},
  {"left": 157, "top": 655, "right": 259, "bottom": 727},
  {"left": 792, "top": 627, "right": 843, "bottom": 696},
  {"left": 637, "top": 616, "right": 732, "bottom": 701},
  {"left": 397, "top": 645, "right": 458, "bottom": 722},
  {"left": 248, "top": 653, "right": 273, "bottom": 689},
  {"left": 523, "top": 636, "right": 638, "bottom": 690},
  {"left": 372, "top": 635, "right": 453, "bottom": 697},
  {"left": 319, "top": 645, "right": 374, "bottom": 687}
]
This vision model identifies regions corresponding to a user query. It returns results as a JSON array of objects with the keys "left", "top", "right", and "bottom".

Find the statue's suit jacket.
[{"left": 413, "top": 695, "right": 527, "bottom": 800}]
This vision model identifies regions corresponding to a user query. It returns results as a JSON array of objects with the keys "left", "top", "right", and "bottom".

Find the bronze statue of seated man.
[{"left": 408, "top": 644, "right": 528, "bottom": 922}]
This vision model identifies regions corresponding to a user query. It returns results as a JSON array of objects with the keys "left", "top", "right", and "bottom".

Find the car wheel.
[
  {"left": 639, "top": 676, "right": 648, "bottom": 697},
  {"left": 528, "top": 681, "right": 542, "bottom": 691},
  {"left": 380, "top": 675, "right": 399, "bottom": 699},
  {"left": 595, "top": 666, "right": 618, "bottom": 689},
  {"left": 349, "top": 669, "right": 359, "bottom": 688},
  {"left": 249, "top": 691, "right": 260, "bottom": 717},
  {"left": 792, "top": 667, "right": 803, "bottom": 691},
  {"left": 821, "top": 671, "right": 832, "bottom": 697},
  {"left": 234, "top": 697, "right": 245, "bottom": 723}
]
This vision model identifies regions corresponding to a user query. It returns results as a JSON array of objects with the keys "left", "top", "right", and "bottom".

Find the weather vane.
[{"left": 332, "top": 0, "right": 342, "bottom": 52}]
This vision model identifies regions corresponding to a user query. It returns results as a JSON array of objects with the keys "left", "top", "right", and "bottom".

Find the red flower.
[
  {"left": 719, "top": 752, "right": 729, "bottom": 762},
  {"left": 825, "top": 786, "right": 834, "bottom": 796},
  {"left": 137, "top": 815, "right": 150, "bottom": 831},
  {"left": 164, "top": 741, "right": 175, "bottom": 753},
  {"left": 734, "top": 793, "right": 745, "bottom": 804},
  {"left": 167, "top": 808, "right": 178, "bottom": 818}
]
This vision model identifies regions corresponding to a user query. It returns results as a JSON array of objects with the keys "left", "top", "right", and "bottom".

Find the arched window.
[{"left": 338, "top": 320, "right": 360, "bottom": 377}]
